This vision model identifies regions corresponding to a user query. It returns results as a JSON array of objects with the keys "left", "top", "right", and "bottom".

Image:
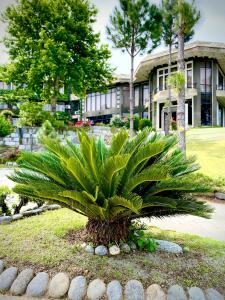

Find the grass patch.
[{"left": 0, "top": 208, "right": 224, "bottom": 293}]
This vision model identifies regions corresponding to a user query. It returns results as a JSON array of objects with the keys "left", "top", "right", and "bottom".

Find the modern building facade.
[{"left": 80, "top": 41, "right": 225, "bottom": 128}]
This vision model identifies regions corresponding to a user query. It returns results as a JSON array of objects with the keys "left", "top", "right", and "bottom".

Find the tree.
[
  {"left": 10, "top": 129, "right": 212, "bottom": 245},
  {"left": 2, "top": 0, "right": 113, "bottom": 111},
  {"left": 107, "top": 0, "right": 162, "bottom": 137},
  {"left": 37, "top": 120, "right": 59, "bottom": 142},
  {"left": 174, "top": 0, "right": 200, "bottom": 152}
]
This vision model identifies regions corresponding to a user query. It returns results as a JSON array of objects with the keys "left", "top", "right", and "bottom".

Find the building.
[{"left": 80, "top": 41, "right": 225, "bottom": 128}]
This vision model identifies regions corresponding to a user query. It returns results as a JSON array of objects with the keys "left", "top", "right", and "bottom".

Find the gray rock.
[
  {"left": 12, "top": 214, "right": 23, "bottom": 221},
  {"left": 155, "top": 239, "right": 183, "bottom": 254},
  {"left": 188, "top": 287, "right": 206, "bottom": 300},
  {"left": 125, "top": 280, "right": 144, "bottom": 300},
  {"left": 47, "top": 204, "right": 61, "bottom": 210},
  {"left": 121, "top": 243, "right": 131, "bottom": 253},
  {"left": 215, "top": 192, "right": 225, "bottom": 200},
  {"left": 205, "top": 288, "right": 224, "bottom": 300},
  {"left": 48, "top": 272, "right": 70, "bottom": 298},
  {"left": 68, "top": 276, "right": 87, "bottom": 300},
  {"left": 129, "top": 241, "right": 137, "bottom": 251},
  {"left": 146, "top": 284, "right": 166, "bottom": 300},
  {"left": 0, "top": 216, "right": 12, "bottom": 224},
  {"left": 85, "top": 245, "right": 95, "bottom": 254},
  {"left": 95, "top": 245, "right": 108, "bottom": 256},
  {"left": 10, "top": 269, "right": 34, "bottom": 296},
  {"left": 87, "top": 279, "right": 106, "bottom": 300},
  {"left": 26, "top": 272, "right": 49, "bottom": 297},
  {"left": 32, "top": 208, "right": 43, "bottom": 214},
  {"left": 167, "top": 285, "right": 187, "bottom": 300},
  {"left": 107, "top": 280, "right": 123, "bottom": 300},
  {"left": 41, "top": 205, "right": 49, "bottom": 211},
  {"left": 0, "top": 261, "right": 4, "bottom": 274},
  {"left": 0, "top": 267, "right": 18, "bottom": 291},
  {"left": 22, "top": 210, "right": 35, "bottom": 217},
  {"left": 109, "top": 245, "right": 120, "bottom": 256}
]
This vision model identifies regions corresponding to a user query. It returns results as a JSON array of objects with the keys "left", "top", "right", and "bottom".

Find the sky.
[{"left": 0, "top": 0, "right": 225, "bottom": 75}]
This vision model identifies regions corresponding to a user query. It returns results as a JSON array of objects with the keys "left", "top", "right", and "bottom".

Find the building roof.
[
  {"left": 113, "top": 74, "right": 130, "bottom": 84},
  {"left": 135, "top": 41, "right": 225, "bottom": 82}
]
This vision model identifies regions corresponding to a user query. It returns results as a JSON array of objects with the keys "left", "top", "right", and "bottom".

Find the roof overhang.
[{"left": 134, "top": 41, "right": 225, "bottom": 82}]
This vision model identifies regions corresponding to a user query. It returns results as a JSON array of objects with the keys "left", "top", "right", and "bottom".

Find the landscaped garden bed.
[{"left": 0, "top": 208, "right": 224, "bottom": 294}]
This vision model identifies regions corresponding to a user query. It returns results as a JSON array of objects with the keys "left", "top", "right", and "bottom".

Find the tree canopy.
[{"left": 2, "top": 0, "right": 113, "bottom": 109}]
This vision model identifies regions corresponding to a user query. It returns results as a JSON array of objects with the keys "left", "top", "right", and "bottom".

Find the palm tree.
[
  {"left": 174, "top": 0, "right": 200, "bottom": 152},
  {"left": 107, "top": 0, "right": 162, "bottom": 137},
  {"left": 10, "top": 129, "right": 212, "bottom": 245}
]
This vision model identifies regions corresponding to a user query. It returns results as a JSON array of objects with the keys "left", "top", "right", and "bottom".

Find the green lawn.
[
  {"left": 187, "top": 128, "right": 225, "bottom": 178},
  {"left": 0, "top": 209, "right": 224, "bottom": 292}
]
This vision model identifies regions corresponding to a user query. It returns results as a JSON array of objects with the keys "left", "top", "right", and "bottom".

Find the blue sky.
[{"left": 1, "top": 0, "right": 225, "bottom": 74}]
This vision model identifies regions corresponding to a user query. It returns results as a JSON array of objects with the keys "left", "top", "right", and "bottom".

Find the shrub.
[
  {"left": 37, "top": 120, "right": 59, "bottom": 142},
  {"left": 110, "top": 115, "right": 125, "bottom": 128},
  {"left": 10, "top": 129, "right": 212, "bottom": 245},
  {"left": 0, "top": 110, "right": 14, "bottom": 120},
  {"left": 0, "top": 115, "right": 13, "bottom": 137},
  {"left": 138, "top": 118, "right": 152, "bottom": 130},
  {"left": 0, "top": 185, "right": 11, "bottom": 215}
]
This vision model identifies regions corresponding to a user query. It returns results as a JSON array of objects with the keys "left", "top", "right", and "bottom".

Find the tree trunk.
[
  {"left": 129, "top": 54, "right": 135, "bottom": 137},
  {"left": 51, "top": 96, "right": 57, "bottom": 113},
  {"left": 86, "top": 218, "right": 131, "bottom": 245},
  {"left": 177, "top": 31, "right": 186, "bottom": 153},
  {"left": 165, "top": 43, "right": 172, "bottom": 135}
]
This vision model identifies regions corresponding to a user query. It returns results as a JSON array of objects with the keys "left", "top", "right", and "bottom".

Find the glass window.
[
  {"left": 171, "top": 67, "right": 177, "bottom": 73},
  {"left": 96, "top": 93, "right": 100, "bottom": 110},
  {"left": 111, "top": 88, "right": 116, "bottom": 108},
  {"left": 187, "top": 69, "right": 192, "bottom": 88},
  {"left": 91, "top": 93, "right": 96, "bottom": 111},
  {"left": 187, "top": 63, "right": 192, "bottom": 69},
  {"left": 218, "top": 71, "right": 224, "bottom": 90},
  {"left": 143, "top": 85, "right": 149, "bottom": 105},
  {"left": 159, "top": 76, "right": 163, "bottom": 91},
  {"left": 159, "top": 70, "right": 163, "bottom": 75},
  {"left": 101, "top": 94, "right": 106, "bottom": 109},
  {"left": 87, "top": 95, "right": 91, "bottom": 112},
  {"left": 106, "top": 90, "right": 111, "bottom": 109},
  {"left": 134, "top": 86, "right": 139, "bottom": 107}
]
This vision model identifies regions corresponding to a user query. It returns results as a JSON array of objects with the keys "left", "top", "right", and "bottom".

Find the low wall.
[{"left": 0, "top": 126, "right": 114, "bottom": 151}]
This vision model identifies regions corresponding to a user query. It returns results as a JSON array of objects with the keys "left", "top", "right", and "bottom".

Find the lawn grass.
[
  {"left": 187, "top": 128, "right": 225, "bottom": 178},
  {"left": 0, "top": 208, "right": 224, "bottom": 292}
]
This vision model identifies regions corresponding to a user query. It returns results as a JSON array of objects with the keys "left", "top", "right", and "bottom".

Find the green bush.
[
  {"left": 187, "top": 173, "right": 225, "bottom": 193},
  {"left": 138, "top": 118, "right": 152, "bottom": 130},
  {"left": 37, "top": 120, "right": 60, "bottom": 142},
  {"left": 110, "top": 115, "right": 125, "bottom": 128},
  {"left": 0, "top": 185, "right": 11, "bottom": 215},
  {"left": 0, "top": 115, "right": 13, "bottom": 137},
  {"left": 0, "top": 110, "right": 14, "bottom": 119},
  {"left": 11, "top": 129, "right": 212, "bottom": 245}
]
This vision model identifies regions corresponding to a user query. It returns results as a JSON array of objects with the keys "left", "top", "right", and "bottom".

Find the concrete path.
[{"left": 0, "top": 168, "right": 14, "bottom": 188}]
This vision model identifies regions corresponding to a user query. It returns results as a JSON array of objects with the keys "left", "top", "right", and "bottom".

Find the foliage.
[
  {"left": 54, "top": 111, "right": 72, "bottom": 124},
  {"left": 171, "top": 119, "right": 177, "bottom": 131},
  {"left": 107, "top": 0, "right": 162, "bottom": 135},
  {"left": 129, "top": 222, "right": 157, "bottom": 252},
  {"left": 0, "top": 185, "right": 11, "bottom": 215},
  {"left": 0, "top": 115, "right": 13, "bottom": 137},
  {"left": 187, "top": 173, "right": 225, "bottom": 194},
  {"left": 110, "top": 115, "right": 125, "bottom": 128},
  {"left": 3, "top": 0, "right": 113, "bottom": 109},
  {"left": 10, "top": 128, "right": 212, "bottom": 244},
  {"left": 17, "top": 102, "right": 51, "bottom": 127},
  {"left": 138, "top": 118, "right": 152, "bottom": 130},
  {"left": 0, "top": 110, "right": 14, "bottom": 120},
  {"left": 167, "top": 71, "right": 186, "bottom": 93},
  {"left": 37, "top": 120, "right": 59, "bottom": 143}
]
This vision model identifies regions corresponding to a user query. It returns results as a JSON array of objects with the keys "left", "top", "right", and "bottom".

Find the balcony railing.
[
  {"left": 216, "top": 85, "right": 225, "bottom": 91},
  {"left": 153, "top": 82, "right": 197, "bottom": 94}
]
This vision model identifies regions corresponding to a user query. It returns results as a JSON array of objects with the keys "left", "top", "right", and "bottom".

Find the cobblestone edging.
[
  {"left": 0, "top": 204, "right": 61, "bottom": 225},
  {"left": 0, "top": 260, "right": 224, "bottom": 300}
]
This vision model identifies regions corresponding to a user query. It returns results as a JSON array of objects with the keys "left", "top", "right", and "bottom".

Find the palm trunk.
[
  {"left": 165, "top": 44, "right": 172, "bottom": 135},
  {"left": 86, "top": 218, "right": 131, "bottom": 245},
  {"left": 129, "top": 54, "right": 135, "bottom": 137},
  {"left": 177, "top": 31, "right": 186, "bottom": 153}
]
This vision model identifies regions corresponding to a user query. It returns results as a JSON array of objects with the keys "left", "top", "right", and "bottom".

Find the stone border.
[
  {"left": 0, "top": 260, "right": 224, "bottom": 300},
  {"left": 0, "top": 204, "right": 61, "bottom": 225}
]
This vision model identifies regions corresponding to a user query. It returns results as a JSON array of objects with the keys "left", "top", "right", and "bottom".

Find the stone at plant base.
[
  {"left": 155, "top": 240, "right": 183, "bottom": 254},
  {"left": 12, "top": 214, "right": 23, "bottom": 221},
  {"left": 47, "top": 204, "right": 61, "bottom": 210},
  {"left": 81, "top": 242, "right": 87, "bottom": 249},
  {"left": 22, "top": 210, "right": 35, "bottom": 217},
  {"left": 32, "top": 208, "right": 43, "bottom": 214},
  {"left": 85, "top": 245, "right": 94, "bottom": 254},
  {"left": 215, "top": 192, "right": 225, "bottom": 200},
  {"left": 87, "top": 279, "right": 106, "bottom": 300},
  {"left": 0, "top": 216, "right": 12, "bottom": 224},
  {"left": 10, "top": 269, "right": 34, "bottom": 296},
  {"left": 109, "top": 245, "right": 120, "bottom": 256},
  {"left": 68, "top": 276, "right": 87, "bottom": 300},
  {"left": 0, "top": 260, "right": 4, "bottom": 274},
  {"left": 121, "top": 243, "right": 131, "bottom": 253},
  {"left": 205, "top": 288, "right": 224, "bottom": 300},
  {"left": 125, "top": 280, "right": 144, "bottom": 300},
  {"left": 167, "top": 285, "right": 187, "bottom": 300},
  {"left": 26, "top": 272, "right": 49, "bottom": 297},
  {"left": 107, "top": 280, "right": 123, "bottom": 300},
  {"left": 0, "top": 267, "right": 18, "bottom": 291},
  {"left": 48, "top": 272, "right": 70, "bottom": 298},
  {"left": 188, "top": 287, "right": 206, "bottom": 300},
  {"left": 146, "top": 284, "right": 166, "bottom": 300},
  {"left": 129, "top": 241, "right": 137, "bottom": 250},
  {"left": 95, "top": 245, "right": 108, "bottom": 256}
]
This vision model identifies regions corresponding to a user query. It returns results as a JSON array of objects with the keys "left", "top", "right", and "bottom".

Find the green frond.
[{"left": 109, "top": 129, "right": 129, "bottom": 156}]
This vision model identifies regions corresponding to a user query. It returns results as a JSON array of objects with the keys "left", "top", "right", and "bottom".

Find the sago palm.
[{"left": 10, "top": 129, "right": 212, "bottom": 244}]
